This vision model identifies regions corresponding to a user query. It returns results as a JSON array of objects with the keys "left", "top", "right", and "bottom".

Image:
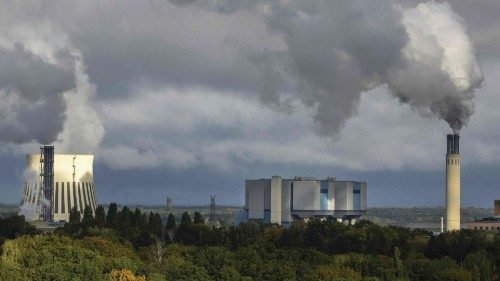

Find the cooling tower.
[
  {"left": 21, "top": 153, "right": 97, "bottom": 222},
  {"left": 446, "top": 134, "right": 460, "bottom": 231}
]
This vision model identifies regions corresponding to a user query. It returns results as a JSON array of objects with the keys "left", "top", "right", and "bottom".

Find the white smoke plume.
[
  {"left": 18, "top": 169, "right": 41, "bottom": 220},
  {"left": 173, "top": 0, "right": 483, "bottom": 134},
  {"left": 0, "top": 0, "right": 483, "bottom": 158},
  {"left": 0, "top": 22, "right": 103, "bottom": 152},
  {"left": 388, "top": 2, "right": 484, "bottom": 133}
]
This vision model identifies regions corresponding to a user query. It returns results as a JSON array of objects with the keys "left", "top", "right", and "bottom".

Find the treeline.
[
  {"left": 0, "top": 214, "right": 38, "bottom": 246},
  {"left": 60, "top": 203, "right": 164, "bottom": 248},
  {"left": 0, "top": 204, "right": 499, "bottom": 281}
]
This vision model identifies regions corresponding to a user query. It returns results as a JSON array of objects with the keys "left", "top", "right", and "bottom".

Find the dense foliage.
[{"left": 0, "top": 204, "right": 498, "bottom": 281}]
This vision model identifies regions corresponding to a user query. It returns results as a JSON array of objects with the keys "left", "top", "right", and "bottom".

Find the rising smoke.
[
  {"left": 0, "top": 23, "right": 104, "bottom": 152},
  {"left": 173, "top": 0, "right": 483, "bottom": 134},
  {"left": 0, "top": 0, "right": 483, "bottom": 153},
  {"left": 388, "top": 3, "right": 484, "bottom": 133}
]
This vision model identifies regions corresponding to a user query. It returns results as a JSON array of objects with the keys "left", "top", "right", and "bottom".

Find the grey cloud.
[
  {"left": 0, "top": 45, "right": 75, "bottom": 144},
  {"left": 0, "top": 0, "right": 486, "bottom": 158},
  {"left": 262, "top": 0, "right": 407, "bottom": 135},
  {"left": 170, "top": 0, "right": 483, "bottom": 133}
]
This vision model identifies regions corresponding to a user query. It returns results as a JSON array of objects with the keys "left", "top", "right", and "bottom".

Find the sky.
[{"left": 0, "top": 0, "right": 499, "bottom": 207}]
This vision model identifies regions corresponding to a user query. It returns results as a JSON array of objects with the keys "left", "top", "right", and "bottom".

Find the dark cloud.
[{"left": 0, "top": 44, "right": 75, "bottom": 144}]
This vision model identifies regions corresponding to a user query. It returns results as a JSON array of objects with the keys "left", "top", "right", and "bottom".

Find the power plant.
[
  {"left": 446, "top": 134, "right": 461, "bottom": 231},
  {"left": 245, "top": 176, "right": 367, "bottom": 225},
  {"left": 20, "top": 146, "right": 97, "bottom": 222}
]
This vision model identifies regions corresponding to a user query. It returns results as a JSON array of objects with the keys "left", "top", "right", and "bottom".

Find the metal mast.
[
  {"left": 39, "top": 146, "right": 54, "bottom": 221},
  {"left": 209, "top": 195, "right": 216, "bottom": 225}
]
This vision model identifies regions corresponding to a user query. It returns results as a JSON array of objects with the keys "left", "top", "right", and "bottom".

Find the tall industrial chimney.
[{"left": 446, "top": 134, "right": 460, "bottom": 231}]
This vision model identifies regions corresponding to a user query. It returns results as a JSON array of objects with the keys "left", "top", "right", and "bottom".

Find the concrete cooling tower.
[{"left": 20, "top": 146, "right": 97, "bottom": 222}]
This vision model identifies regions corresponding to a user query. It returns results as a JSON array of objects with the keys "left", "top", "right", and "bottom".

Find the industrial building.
[
  {"left": 245, "top": 176, "right": 367, "bottom": 225},
  {"left": 20, "top": 146, "right": 97, "bottom": 222},
  {"left": 467, "top": 199, "right": 500, "bottom": 233}
]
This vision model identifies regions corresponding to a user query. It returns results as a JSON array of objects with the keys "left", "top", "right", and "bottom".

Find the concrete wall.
[
  {"left": 446, "top": 154, "right": 461, "bottom": 231},
  {"left": 495, "top": 200, "right": 500, "bottom": 216},
  {"left": 270, "top": 176, "right": 282, "bottom": 224},
  {"left": 246, "top": 179, "right": 269, "bottom": 220},
  {"left": 292, "top": 180, "right": 320, "bottom": 210},
  {"left": 334, "top": 181, "right": 350, "bottom": 210},
  {"left": 328, "top": 180, "right": 335, "bottom": 210},
  {"left": 281, "top": 179, "right": 293, "bottom": 223}
]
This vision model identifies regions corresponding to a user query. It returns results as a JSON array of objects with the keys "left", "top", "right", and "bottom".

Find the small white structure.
[
  {"left": 21, "top": 154, "right": 97, "bottom": 222},
  {"left": 245, "top": 176, "right": 367, "bottom": 225}
]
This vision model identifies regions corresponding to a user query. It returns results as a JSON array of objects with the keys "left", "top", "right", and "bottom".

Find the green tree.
[
  {"left": 69, "top": 206, "right": 81, "bottom": 224},
  {"left": 0, "top": 235, "right": 143, "bottom": 280},
  {"left": 181, "top": 212, "right": 192, "bottom": 226},
  {"left": 0, "top": 259, "right": 25, "bottom": 280},
  {"left": 406, "top": 256, "right": 471, "bottom": 281},
  {"left": 464, "top": 251, "right": 493, "bottom": 281},
  {"left": 132, "top": 208, "right": 142, "bottom": 227},
  {"left": 0, "top": 214, "right": 38, "bottom": 239},
  {"left": 160, "top": 254, "right": 211, "bottom": 281},
  {"left": 166, "top": 213, "right": 176, "bottom": 230},
  {"left": 82, "top": 205, "right": 95, "bottom": 227},
  {"left": 194, "top": 212, "right": 204, "bottom": 224},
  {"left": 315, "top": 265, "right": 362, "bottom": 281},
  {"left": 94, "top": 205, "right": 106, "bottom": 226},
  {"left": 106, "top": 202, "right": 118, "bottom": 227},
  {"left": 118, "top": 206, "right": 132, "bottom": 235},
  {"left": 393, "top": 247, "right": 406, "bottom": 279},
  {"left": 154, "top": 213, "right": 163, "bottom": 236},
  {"left": 219, "top": 266, "right": 244, "bottom": 281},
  {"left": 195, "top": 246, "right": 235, "bottom": 278}
]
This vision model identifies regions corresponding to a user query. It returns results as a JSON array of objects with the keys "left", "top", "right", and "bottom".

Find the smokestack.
[{"left": 446, "top": 134, "right": 460, "bottom": 231}]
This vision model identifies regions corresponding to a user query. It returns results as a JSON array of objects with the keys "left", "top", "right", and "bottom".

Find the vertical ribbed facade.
[{"left": 21, "top": 154, "right": 97, "bottom": 222}]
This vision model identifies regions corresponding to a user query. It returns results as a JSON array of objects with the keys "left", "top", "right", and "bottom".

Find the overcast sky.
[{"left": 0, "top": 0, "right": 498, "bottom": 207}]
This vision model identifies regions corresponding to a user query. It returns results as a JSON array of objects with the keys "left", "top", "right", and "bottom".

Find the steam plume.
[
  {"left": 387, "top": 2, "right": 483, "bottom": 133},
  {"left": 174, "top": 0, "right": 483, "bottom": 134},
  {"left": 0, "top": 23, "right": 103, "bottom": 152}
]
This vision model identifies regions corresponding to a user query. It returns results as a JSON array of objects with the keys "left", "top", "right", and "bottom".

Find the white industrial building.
[
  {"left": 21, "top": 150, "right": 97, "bottom": 222},
  {"left": 245, "top": 176, "right": 367, "bottom": 225}
]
